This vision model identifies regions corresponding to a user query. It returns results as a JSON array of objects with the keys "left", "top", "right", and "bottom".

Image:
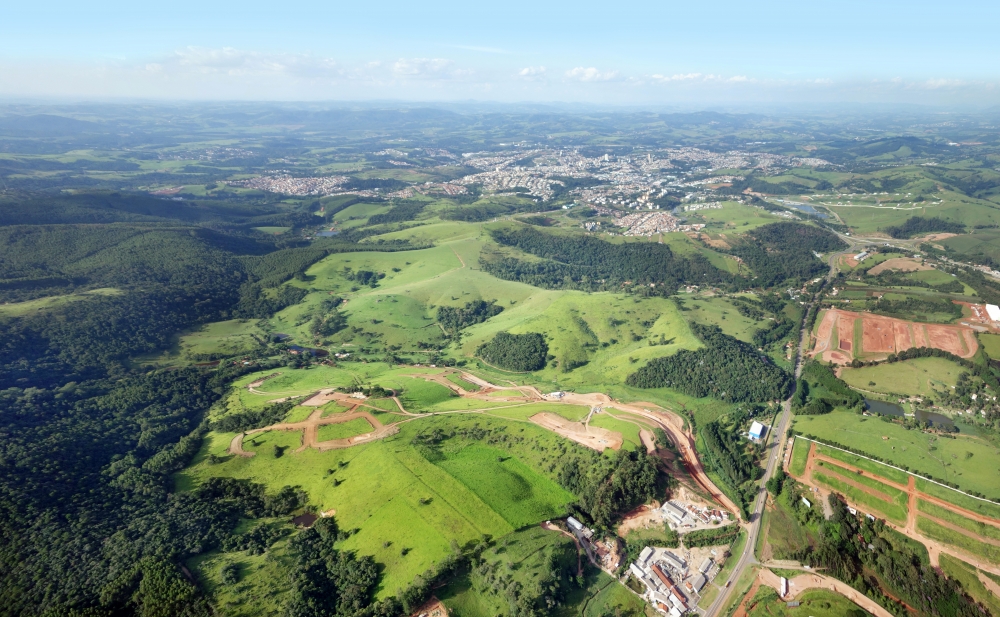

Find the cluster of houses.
[
  {"left": 661, "top": 500, "right": 730, "bottom": 529},
  {"left": 629, "top": 546, "right": 714, "bottom": 616},
  {"left": 566, "top": 517, "right": 621, "bottom": 571}
]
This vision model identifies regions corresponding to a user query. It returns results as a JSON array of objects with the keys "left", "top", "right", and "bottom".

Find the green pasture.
[
  {"left": 0, "top": 287, "right": 122, "bottom": 318},
  {"left": 788, "top": 437, "right": 810, "bottom": 477},
  {"left": 915, "top": 478, "right": 1000, "bottom": 519},
  {"left": 940, "top": 229, "right": 1000, "bottom": 262},
  {"left": 917, "top": 517, "right": 1000, "bottom": 564},
  {"left": 816, "top": 446, "right": 910, "bottom": 485},
  {"left": 816, "top": 460, "right": 907, "bottom": 502},
  {"left": 978, "top": 333, "right": 1000, "bottom": 358},
  {"left": 316, "top": 417, "right": 374, "bottom": 441},
  {"left": 795, "top": 411, "right": 1000, "bottom": 499},
  {"left": 457, "top": 289, "right": 701, "bottom": 389},
  {"left": 823, "top": 189, "right": 1000, "bottom": 234},
  {"left": 693, "top": 201, "right": 787, "bottom": 232},
  {"left": 838, "top": 356, "right": 965, "bottom": 399},
  {"left": 746, "top": 587, "right": 875, "bottom": 617},
  {"left": 681, "top": 295, "right": 766, "bottom": 344},
  {"left": 178, "top": 413, "right": 593, "bottom": 598},
  {"left": 434, "top": 444, "right": 574, "bottom": 528}
]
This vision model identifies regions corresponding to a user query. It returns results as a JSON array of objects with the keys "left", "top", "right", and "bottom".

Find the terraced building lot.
[
  {"left": 787, "top": 438, "right": 1000, "bottom": 577},
  {"left": 810, "top": 308, "right": 976, "bottom": 364}
]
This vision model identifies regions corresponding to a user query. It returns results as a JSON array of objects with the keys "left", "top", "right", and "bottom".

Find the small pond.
[{"left": 864, "top": 398, "right": 955, "bottom": 429}]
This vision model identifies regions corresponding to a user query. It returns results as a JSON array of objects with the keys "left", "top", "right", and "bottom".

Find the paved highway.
[{"left": 700, "top": 245, "right": 858, "bottom": 617}]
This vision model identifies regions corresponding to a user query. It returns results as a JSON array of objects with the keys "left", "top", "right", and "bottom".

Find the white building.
[{"left": 986, "top": 304, "right": 1000, "bottom": 322}]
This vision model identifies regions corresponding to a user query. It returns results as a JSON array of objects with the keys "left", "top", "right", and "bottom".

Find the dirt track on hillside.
[
  {"left": 239, "top": 367, "right": 739, "bottom": 518},
  {"left": 229, "top": 408, "right": 398, "bottom": 456}
]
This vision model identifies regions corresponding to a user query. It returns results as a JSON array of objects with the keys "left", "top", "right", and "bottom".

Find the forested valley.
[{"left": 0, "top": 191, "right": 426, "bottom": 615}]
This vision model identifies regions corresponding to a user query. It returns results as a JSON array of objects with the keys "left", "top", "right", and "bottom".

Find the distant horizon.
[{"left": 4, "top": 0, "right": 1000, "bottom": 105}]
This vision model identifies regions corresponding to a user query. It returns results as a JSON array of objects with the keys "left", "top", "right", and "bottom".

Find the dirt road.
[
  {"left": 792, "top": 441, "right": 1000, "bottom": 576},
  {"left": 229, "top": 408, "right": 399, "bottom": 456}
]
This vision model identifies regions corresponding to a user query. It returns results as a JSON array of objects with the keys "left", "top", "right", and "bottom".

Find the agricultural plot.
[
  {"left": 795, "top": 411, "right": 1000, "bottom": 499},
  {"left": 838, "top": 356, "right": 965, "bottom": 399}
]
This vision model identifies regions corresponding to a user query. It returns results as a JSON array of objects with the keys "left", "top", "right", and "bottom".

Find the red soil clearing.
[{"left": 811, "top": 309, "right": 977, "bottom": 364}]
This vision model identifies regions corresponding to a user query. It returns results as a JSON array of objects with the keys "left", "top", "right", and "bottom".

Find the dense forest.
[
  {"left": 476, "top": 332, "right": 549, "bottom": 372},
  {"left": 437, "top": 300, "right": 504, "bottom": 336},
  {"left": 482, "top": 226, "right": 729, "bottom": 293},
  {"left": 0, "top": 192, "right": 434, "bottom": 615},
  {"left": 557, "top": 449, "right": 660, "bottom": 528},
  {"left": 625, "top": 324, "right": 793, "bottom": 403},
  {"left": 730, "top": 222, "right": 846, "bottom": 287},
  {"left": 882, "top": 216, "right": 965, "bottom": 239}
]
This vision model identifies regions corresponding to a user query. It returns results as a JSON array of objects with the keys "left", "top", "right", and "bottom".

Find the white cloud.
[
  {"left": 650, "top": 73, "right": 702, "bottom": 82},
  {"left": 393, "top": 57, "right": 470, "bottom": 79},
  {"left": 517, "top": 66, "right": 546, "bottom": 79},
  {"left": 565, "top": 67, "right": 619, "bottom": 82},
  {"left": 156, "top": 47, "right": 341, "bottom": 79}
]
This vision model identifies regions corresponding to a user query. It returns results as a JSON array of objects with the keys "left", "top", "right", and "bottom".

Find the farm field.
[
  {"left": 837, "top": 356, "right": 966, "bottom": 399},
  {"left": 793, "top": 412, "right": 1000, "bottom": 499}
]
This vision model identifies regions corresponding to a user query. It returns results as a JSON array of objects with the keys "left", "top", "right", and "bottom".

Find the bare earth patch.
[
  {"left": 529, "top": 412, "right": 623, "bottom": 451},
  {"left": 868, "top": 257, "right": 933, "bottom": 275}
]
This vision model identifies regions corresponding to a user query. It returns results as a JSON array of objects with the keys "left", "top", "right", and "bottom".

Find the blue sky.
[{"left": 2, "top": 0, "right": 998, "bottom": 105}]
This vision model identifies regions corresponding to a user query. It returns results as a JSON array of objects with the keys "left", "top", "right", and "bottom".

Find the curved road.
[{"left": 702, "top": 243, "right": 859, "bottom": 617}]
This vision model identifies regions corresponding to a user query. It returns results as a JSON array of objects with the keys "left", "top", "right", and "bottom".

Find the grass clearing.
[
  {"left": 916, "top": 500, "right": 1000, "bottom": 542},
  {"left": 812, "top": 471, "right": 907, "bottom": 524},
  {"left": 838, "top": 357, "right": 965, "bottom": 399},
  {"left": 587, "top": 413, "right": 643, "bottom": 450},
  {"left": 794, "top": 411, "right": 1000, "bottom": 499},
  {"left": 938, "top": 554, "right": 1000, "bottom": 616},
  {"left": 746, "top": 587, "right": 876, "bottom": 617},
  {"left": 917, "top": 516, "right": 1000, "bottom": 564},
  {"left": 0, "top": 287, "right": 123, "bottom": 318},
  {"left": 316, "top": 417, "right": 374, "bottom": 441},
  {"left": 434, "top": 444, "right": 574, "bottom": 528},
  {"left": 789, "top": 437, "right": 810, "bottom": 478}
]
